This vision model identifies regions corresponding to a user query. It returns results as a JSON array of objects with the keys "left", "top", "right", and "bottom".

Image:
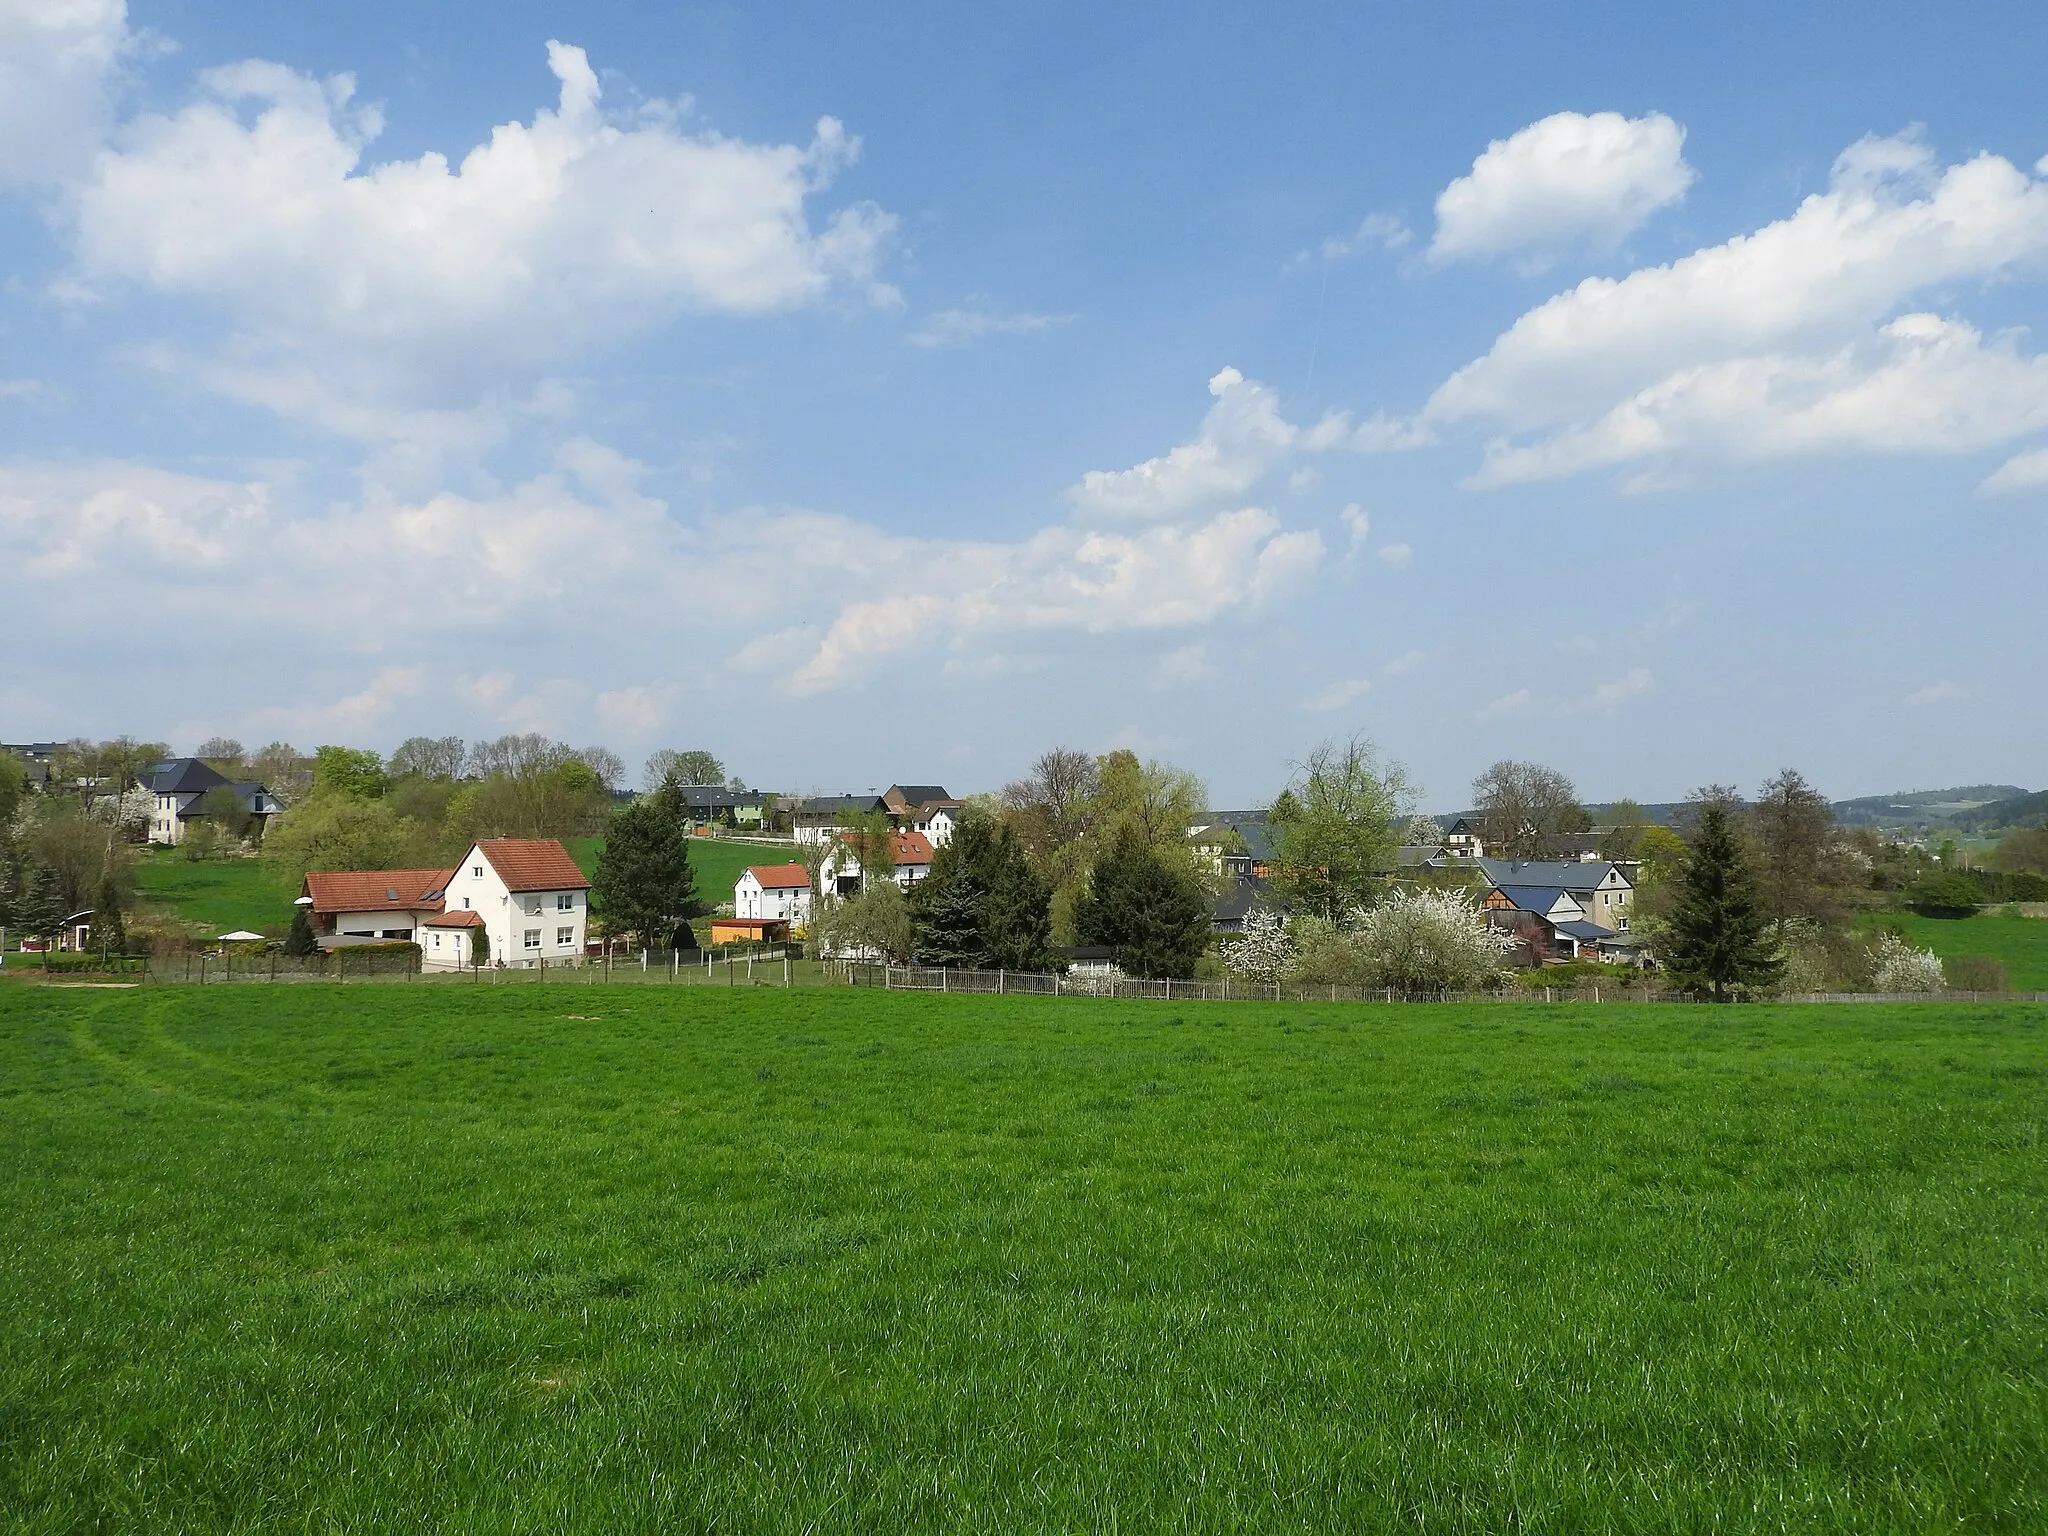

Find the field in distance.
[{"left": 2, "top": 986, "right": 2043, "bottom": 1531}]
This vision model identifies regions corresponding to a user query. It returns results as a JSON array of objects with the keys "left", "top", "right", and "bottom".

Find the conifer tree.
[
  {"left": 89, "top": 873, "right": 127, "bottom": 959},
  {"left": 912, "top": 813, "right": 1053, "bottom": 970},
  {"left": 17, "top": 868, "right": 65, "bottom": 967},
  {"left": 1076, "top": 828, "right": 1211, "bottom": 979},
  {"left": 591, "top": 781, "right": 699, "bottom": 949},
  {"left": 284, "top": 904, "right": 321, "bottom": 958},
  {"left": 1661, "top": 802, "right": 1783, "bottom": 1001}
]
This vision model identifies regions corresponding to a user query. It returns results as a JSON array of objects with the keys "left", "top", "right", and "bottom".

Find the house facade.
[
  {"left": 300, "top": 838, "right": 590, "bottom": 970},
  {"left": 146, "top": 757, "right": 283, "bottom": 846},
  {"left": 884, "top": 785, "right": 960, "bottom": 846},
  {"left": 791, "top": 794, "right": 887, "bottom": 846},
  {"left": 1477, "top": 857, "right": 1633, "bottom": 929},
  {"left": 736, "top": 863, "right": 815, "bottom": 926},
  {"left": 819, "top": 830, "right": 934, "bottom": 895}
]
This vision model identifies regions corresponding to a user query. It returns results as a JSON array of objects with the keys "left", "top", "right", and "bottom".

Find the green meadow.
[
  {"left": 131, "top": 849, "right": 296, "bottom": 937},
  {"left": 2, "top": 983, "right": 2044, "bottom": 1532},
  {"left": 1858, "top": 908, "right": 2048, "bottom": 990},
  {"left": 568, "top": 833, "right": 792, "bottom": 910}
]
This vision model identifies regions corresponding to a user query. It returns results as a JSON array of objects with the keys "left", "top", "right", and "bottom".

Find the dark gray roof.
[
  {"left": 671, "top": 784, "right": 762, "bottom": 809},
  {"left": 1492, "top": 884, "right": 1579, "bottom": 914},
  {"left": 1195, "top": 810, "right": 1276, "bottom": 862},
  {"left": 888, "top": 785, "right": 952, "bottom": 806},
  {"left": 794, "top": 794, "right": 887, "bottom": 817},
  {"left": 1479, "top": 857, "right": 1625, "bottom": 893},
  {"left": 1554, "top": 919, "right": 1617, "bottom": 940},
  {"left": 147, "top": 757, "right": 231, "bottom": 795}
]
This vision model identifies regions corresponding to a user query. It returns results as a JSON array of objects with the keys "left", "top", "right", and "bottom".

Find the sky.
[{"left": 2, "top": 0, "right": 2044, "bottom": 809}]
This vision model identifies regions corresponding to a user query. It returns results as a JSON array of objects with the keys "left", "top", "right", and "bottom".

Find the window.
[
  {"left": 432, "top": 934, "right": 441, "bottom": 948},
  {"left": 557, "top": 892, "right": 574, "bottom": 911},
  {"left": 462, "top": 897, "right": 470, "bottom": 910},
  {"left": 473, "top": 866, "right": 482, "bottom": 877},
  {"left": 526, "top": 898, "right": 542, "bottom": 916},
  {"left": 557, "top": 926, "right": 575, "bottom": 946},
  {"left": 524, "top": 929, "right": 541, "bottom": 949}
]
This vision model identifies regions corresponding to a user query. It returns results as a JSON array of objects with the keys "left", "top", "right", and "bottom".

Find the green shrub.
[
  {"left": 1909, "top": 870, "right": 1983, "bottom": 917},
  {"left": 1942, "top": 954, "right": 2009, "bottom": 992}
]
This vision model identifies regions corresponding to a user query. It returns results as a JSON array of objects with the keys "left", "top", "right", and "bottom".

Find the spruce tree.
[
  {"left": 912, "top": 817, "right": 990, "bottom": 966},
  {"left": 284, "top": 904, "right": 321, "bottom": 957},
  {"left": 1077, "top": 829, "right": 1211, "bottom": 980},
  {"left": 90, "top": 873, "right": 127, "bottom": 959},
  {"left": 980, "top": 823, "right": 1053, "bottom": 971},
  {"left": 1661, "top": 802, "right": 1784, "bottom": 1001},
  {"left": 591, "top": 782, "right": 699, "bottom": 949},
  {"left": 470, "top": 924, "right": 490, "bottom": 968},
  {"left": 17, "top": 868, "right": 65, "bottom": 967}
]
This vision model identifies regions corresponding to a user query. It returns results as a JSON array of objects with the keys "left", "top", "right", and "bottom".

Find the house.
[
  {"left": 301, "top": 838, "right": 591, "bottom": 970},
  {"left": 1211, "top": 879, "right": 1274, "bottom": 935},
  {"left": 669, "top": 784, "right": 768, "bottom": 827},
  {"left": 1477, "top": 857, "right": 1633, "bottom": 930},
  {"left": 1189, "top": 811, "right": 1276, "bottom": 881},
  {"left": 790, "top": 794, "right": 888, "bottom": 846},
  {"left": 435, "top": 839, "right": 592, "bottom": 970},
  {"left": 736, "top": 863, "right": 814, "bottom": 926},
  {"left": 145, "top": 757, "right": 283, "bottom": 846},
  {"left": 819, "top": 829, "right": 934, "bottom": 895},
  {"left": 883, "top": 785, "right": 961, "bottom": 846},
  {"left": 301, "top": 867, "right": 452, "bottom": 949},
  {"left": 2, "top": 743, "right": 56, "bottom": 787},
  {"left": 1440, "top": 816, "right": 1487, "bottom": 856}
]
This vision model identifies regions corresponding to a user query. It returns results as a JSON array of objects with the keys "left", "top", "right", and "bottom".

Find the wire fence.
[{"left": 123, "top": 944, "right": 820, "bottom": 987}]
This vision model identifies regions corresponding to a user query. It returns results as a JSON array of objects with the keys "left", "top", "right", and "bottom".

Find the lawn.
[
  {"left": 130, "top": 849, "right": 297, "bottom": 937},
  {"left": 1, "top": 986, "right": 2043, "bottom": 1532},
  {"left": 1859, "top": 907, "right": 2048, "bottom": 989},
  {"left": 567, "top": 833, "right": 800, "bottom": 911}
]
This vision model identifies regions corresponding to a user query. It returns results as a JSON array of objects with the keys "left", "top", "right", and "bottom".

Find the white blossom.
[
  {"left": 1222, "top": 904, "right": 1294, "bottom": 982},
  {"left": 1870, "top": 932, "right": 1945, "bottom": 993}
]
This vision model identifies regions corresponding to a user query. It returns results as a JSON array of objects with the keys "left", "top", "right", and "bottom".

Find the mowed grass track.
[{"left": 1, "top": 988, "right": 2044, "bottom": 1533}]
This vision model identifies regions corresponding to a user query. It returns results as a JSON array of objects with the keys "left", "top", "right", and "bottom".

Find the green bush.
[
  {"left": 1942, "top": 954, "right": 2009, "bottom": 992},
  {"left": 1908, "top": 870, "right": 1983, "bottom": 917}
]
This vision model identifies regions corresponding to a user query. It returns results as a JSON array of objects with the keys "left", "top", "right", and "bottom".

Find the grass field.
[
  {"left": 1859, "top": 908, "right": 2048, "bottom": 989},
  {"left": 567, "top": 833, "right": 801, "bottom": 912},
  {"left": 130, "top": 849, "right": 296, "bottom": 937},
  {"left": 2, "top": 986, "right": 2043, "bottom": 1530}
]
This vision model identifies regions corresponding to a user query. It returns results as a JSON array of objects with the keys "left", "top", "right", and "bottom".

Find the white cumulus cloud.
[
  {"left": 1430, "top": 110, "right": 1694, "bottom": 265},
  {"left": 60, "top": 40, "right": 896, "bottom": 436},
  {"left": 0, "top": 0, "right": 130, "bottom": 185}
]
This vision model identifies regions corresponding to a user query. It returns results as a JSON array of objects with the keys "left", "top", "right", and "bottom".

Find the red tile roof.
[
  {"left": 302, "top": 868, "right": 452, "bottom": 916},
  {"left": 477, "top": 838, "right": 591, "bottom": 892},
  {"left": 893, "top": 830, "right": 934, "bottom": 865},
  {"left": 745, "top": 863, "right": 812, "bottom": 890},
  {"left": 424, "top": 909, "right": 484, "bottom": 928}
]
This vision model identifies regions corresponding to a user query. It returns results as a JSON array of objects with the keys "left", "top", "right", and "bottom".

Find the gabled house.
[
  {"left": 669, "top": 784, "right": 768, "bottom": 828},
  {"left": 1190, "top": 811, "right": 1276, "bottom": 881},
  {"left": 301, "top": 838, "right": 590, "bottom": 970},
  {"left": 736, "top": 863, "right": 814, "bottom": 926},
  {"left": 145, "top": 757, "right": 283, "bottom": 847},
  {"left": 1441, "top": 816, "right": 1487, "bottom": 856},
  {"left": 791, "top": 794, "right": 888, "bottom": 846},
  {"left": 819, "top": 830, "right": 934, "bottom": 896},
  {"left": 884, "top": 785, "right": 961, "bottom": 846},
  {"left": 1477, "top": 857, "right": 1633, "bottom": 930}
]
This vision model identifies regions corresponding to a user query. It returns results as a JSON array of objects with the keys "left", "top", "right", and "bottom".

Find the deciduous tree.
[
  {"left": 313, "top": 745, "right": 388, "bottom": 800},
  {"left": 1470, "top": 760, "right": 1589, "bottom": 860},
  {"left": 388, "top": 736, "right": 466, "bottom": 780},
  {"left": 1268, "top": 735, "right": 1412, "bottom": 922},
  {"left": 642, "top": 748, "right": 725, "bottom": 789}
]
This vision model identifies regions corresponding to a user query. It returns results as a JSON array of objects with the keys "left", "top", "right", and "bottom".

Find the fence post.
[
  {"left": 997, "top": 968, "right": 1004, "bottom": 996},
  {"left": 942, "top": 968, "right": 949, "bottom": 994},
  {"left": 642, "top": 948, "right": 647, "bottom": 972}
]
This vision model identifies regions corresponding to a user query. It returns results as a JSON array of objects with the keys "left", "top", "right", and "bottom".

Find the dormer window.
[{"left": 387, "top": 889, "right": 399, "bottom": 902}]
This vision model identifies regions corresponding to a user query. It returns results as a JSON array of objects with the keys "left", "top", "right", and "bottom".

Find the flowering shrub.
[
  {"left": 1347, "top": 887, "right": 1517, "bottom": 992},
  {"left": 1869, "top": 932, "right": 1945, "bottom": 993},
  {"left": 1221, "top": 905, "right": 1293, "bottom": 983}
]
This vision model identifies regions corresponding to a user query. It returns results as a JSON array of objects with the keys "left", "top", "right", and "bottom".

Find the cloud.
[
  {"left": 1376, "top": 541, "right": 1413, "bottom": 566},
  {"left": 60, "top": 41, "right": 896, "bottom": 437},
  {"left": 1382, "top": 649, "right": 1426, "bottom": 675},
  {"left": 1287, "top": 211, "right": 1411, "bottom": 271},
  {"left": 909, "top": 301, "right": 1069, "bottom": 348},
  {"left": 0, "top": 0, "right": 131, "bottom": 185},
  {"left": 1478, "top": 688, "right": 1531, "bottom": 719},
  {"left": 1903, "top": 680, "right": 1974, "bottom": 706},
  {"left": 1567, "top": 666, "right": 1653, "bottom": 714},
  {"left": 1069, "top": 367, "right": 1310, "bottom": 520},
  {"left": 1418, "top": 131, "right": 2048, "bottom": 486},
  {"left": 1429, "top": 111, "right": 1694, "bottom": 265},
  {"left": 1155, "top": 643, "right": 1213, "bottom": 684},
  {"left": 1302, "top": 677, "right": 1370, "bottom": 711},
  {"left": 1980, "top": 445, "right": 2048, "bottom": 495}
]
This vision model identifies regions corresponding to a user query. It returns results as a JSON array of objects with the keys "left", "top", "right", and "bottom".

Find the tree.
[
  {"left": 249, "top": 742, "right": 314, "bottom": 806},
  {"left": 195, "top": 737, "right": 247, "bottom": 774},
  {"left": 1091, "top": 750, "right": 1206, "bottom": 855},
  {"left": 1470, "top": 761, "right": 1589, "bottom": 860},
  {"left": 1748, "top": 769, "right": 1850, "bottom": 937},
  {"left": 1869, "top": 932, "right": 1945, "bottom": 992},
  {"left": 17, "top": 868, "right": 66, "bottom": 962},
  {"left": 284, "top": 904, "right": 321, "bottom": 958},
  {"left": 1348, "top": 887, "right": 1516, "bottom": 992},
  {"left": 1268, "top": 735, "right": 1412, "bottom": 922},
  {"left": 834, "top": 809, "right": 897, "bottom": 891},
  {"left": 1908, "top": 869, "right": 1981, "bottom": 916},
  {"left": 0, "top": 750, "right": 28, "bottom": 830},
  {"left": 447, "top": 761, "right": 611, "bottom": 841},
  {"left": 1222, "top": 905, "right": 1293, "bottom": 982},
  {"left": 22, "top": 802, "right": 123, "bottom": 913},
  {"left": 1989, "top": 827, "right": 2048, "bottom": 876},
  {"left": 814, "top": 881, "right": 914, "bottom": 963},
  {"left": 471, "top": 924, "right": 491, "bottom": 968},
  {"left": 1599, "top": 799, "right": 1649, "bottom": 862},
  {"left": 199, "top": 783, "right": 256, "bottom": 846},
  {"left": 591, "top": 782, "right": 700, "bottom": 949},
  {"left": 912, "top": 811, "right": 1052, "bottom": 970},
  {"left": 262, "top": 794, "right": 417, "bottom": 892},
  {"left": 89, "top": 872, "right": 127, "bottom": 958},
  {"left": 577, "top": 746, "right": 626, "bottom": 793},
  {"left": 643, "top": 748, "right": 724, "bottom": 790},
  {"left": 388, "top": 736, "right": 465, "bottom": 779},
  {"left": 1659, "top": 802, "right": 1784, "bottom": 1001},
  {"left": 313, "top": 746, "right": 388, "bottom": 800},
  {"left": 1076, "top": 828, "right": 1211, "bottom": 979}
]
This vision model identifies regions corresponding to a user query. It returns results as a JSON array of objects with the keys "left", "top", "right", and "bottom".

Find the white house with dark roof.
[
  {"left": 146, "top": 757, "right": 283, "bottom": 846},
  {"left": 884, "top": 785, "right": 960, "bottom": 846}
]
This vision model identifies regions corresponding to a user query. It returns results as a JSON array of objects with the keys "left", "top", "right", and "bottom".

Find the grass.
[
  {"left": 566, "top": 833, "right": 800, "bottom": 912},
  {"left": 1859, "top": 907, "right": 2048, "bottom": 989},
  {"left": 1, "top": 985, "right": 2044, "bottom": 1531},
  {"left": 130, "top": 848, "right": 296, "bottom": 937}
]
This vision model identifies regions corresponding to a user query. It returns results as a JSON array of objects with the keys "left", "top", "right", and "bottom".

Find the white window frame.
[
  {"left": 557, "top": 926, "right": 575, "bottom": 946},
  {"left": 557, "top": 892, "right": 574, "bottom": 911},
  {"left": 523, "top": 928, "right": 541, "bottom": 950}
]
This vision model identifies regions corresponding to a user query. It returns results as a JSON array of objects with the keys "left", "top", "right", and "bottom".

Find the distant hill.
[
  {"left": 1831, "top": 785, "right": 2029, "bottom": 830},
  {"left": 1944, "top": 789, "right": 2048, "bottom": 833}
]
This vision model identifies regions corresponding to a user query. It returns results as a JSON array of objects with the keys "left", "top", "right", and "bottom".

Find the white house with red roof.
[
  {"left": 819, "top": 829, "right": 934, "bottom": 896},
  {"left": 301, "top": 838, "right": 591, "bottom": 970},
  {"left": 736, "top": 863, "right": 815, "bottom": 926}
]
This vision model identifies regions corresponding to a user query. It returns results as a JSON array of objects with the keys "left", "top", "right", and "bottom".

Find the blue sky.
[{"left": 3, "top": 0, "right": 2044, "bottom": 807}]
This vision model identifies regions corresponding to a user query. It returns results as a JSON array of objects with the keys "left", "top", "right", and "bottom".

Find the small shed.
[{"left": 709, "top": 916, "right": 791, "bottom": 945}]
